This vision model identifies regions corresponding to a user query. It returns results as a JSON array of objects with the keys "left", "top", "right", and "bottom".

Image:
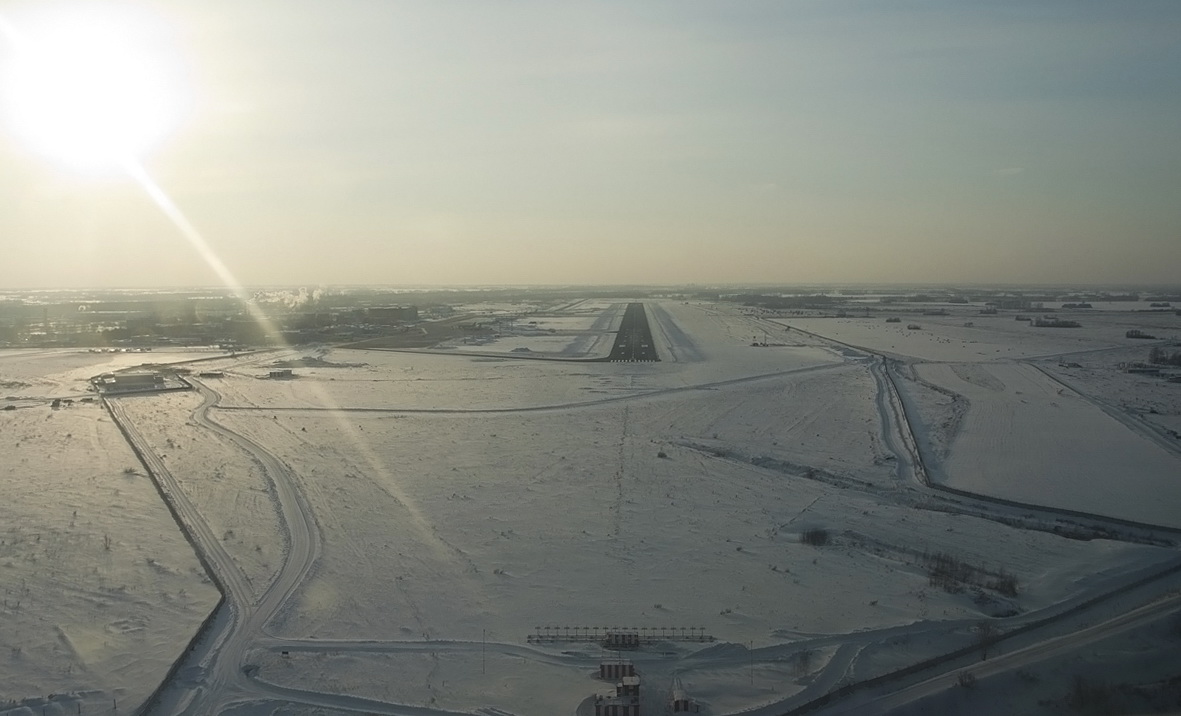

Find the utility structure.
[
  {"left": 593, "top": 673, "right": 641, "bottom": 716},
  {"left": 668, "top": 677, "right": 700, "bottom": 713},
  {"left": 527, "top": 625, "right": 713, "bottom": 645}
]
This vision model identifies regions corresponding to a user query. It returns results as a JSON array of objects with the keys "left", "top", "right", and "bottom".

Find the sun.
[{"left": 0, "top": 4, "right": 189, "bottom": 173}]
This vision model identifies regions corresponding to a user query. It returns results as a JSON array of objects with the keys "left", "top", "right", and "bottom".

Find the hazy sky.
[{"left": 0, "top": 0, "right": 1178, "bottom": 288}]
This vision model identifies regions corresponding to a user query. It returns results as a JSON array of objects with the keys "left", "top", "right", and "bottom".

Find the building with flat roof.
[{"left": 94, "top": 372, "right": 165, "bottom": 394}]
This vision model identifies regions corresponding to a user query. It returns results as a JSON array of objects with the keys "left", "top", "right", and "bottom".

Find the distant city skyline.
[{"left": 1, "top": 0, "right": 1179, "bottom": 289}]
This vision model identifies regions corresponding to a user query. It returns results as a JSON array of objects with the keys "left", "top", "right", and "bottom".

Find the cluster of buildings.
[
  {"left": 588, "top": 657, "right": 699, "bottom": 716},
  {"left": 1, "top": 291, "right": 422, "bottom": 348},
  {"left": 593, "top": 661, "right": 640, "bottom": 716},
  {"left": 529, "top": 625, "right": 711, "bottom": 714}
]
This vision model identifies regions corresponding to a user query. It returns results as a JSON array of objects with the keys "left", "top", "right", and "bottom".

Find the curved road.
[{"left": 108, "top": 379, "right": 321, "bottom": 714}]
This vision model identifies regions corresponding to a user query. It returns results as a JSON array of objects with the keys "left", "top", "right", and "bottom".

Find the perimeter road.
[
  {"left": 107, "top": 381, "right": 323, "bottom": 715},
  {"left": 816, "top": 592, "right": 1181, "bottom": 715}
]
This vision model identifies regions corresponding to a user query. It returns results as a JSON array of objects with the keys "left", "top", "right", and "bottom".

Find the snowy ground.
[
  {"left": 773, "top": 310, "right": 1180, "bottom": 363},
  {"left": 3, "top": 300, "right": 1180, "bottom": 715},
  {"left": 116, "top": 391, "right": 286, "bottom": 598},
  {"left": 1038, "top": 345, "right": 1181, "bottom": 432},
  {"left": 901, "top": 361, "right": 1181, "bottom": 527},
  {"left": 0, "top": 350, "right": 221, "bottom": 713},
  {"left": 0, "top": 348, "right": 224, "bottom": 400}
]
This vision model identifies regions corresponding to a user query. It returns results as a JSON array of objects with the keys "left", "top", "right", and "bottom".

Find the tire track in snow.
[
  {"left": 184, "top": 379, "right": 323, "bottom": 712},
  {"left": 612, "top": 404, "right": 629, "bottom": 539},
  {"left": 868, "top": 358, "right": 923, "bottom": 489},
  {"left": 210, "top": 362, "right": 851, "bottom": 416},
  {"left": 1031, "top": 363, "right": 1181, "bottom": 460},
  {"left": 103, "top": 395, "right": 252, "bottom": 714},
  {"left": 111, "top": 380, "right": 323, "bottom": 715}
]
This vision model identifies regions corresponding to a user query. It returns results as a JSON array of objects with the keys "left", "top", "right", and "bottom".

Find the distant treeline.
[
  {"left": 735, "top": 294, "right": 839, "bottom": 309},
  {"left": 1058, "top": 293, "right": 1139, "bottom": 302}
]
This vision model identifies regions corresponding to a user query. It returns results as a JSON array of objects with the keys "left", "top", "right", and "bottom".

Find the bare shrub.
[
  {"left": 975, "top": 620, "right": 997, "bottom": 660},
  {"left": 800, "top": 528, "right": 830, "bottom": 546},
  {"left": 926, "top": 551, "right": 974, "bottom": 593},
  {"left": 989, "top": 571, "right": 1020, "bottom": 597},
  {"left": 924, "top": 551, "right": 1019, "bottom": 597},
  {"left": 793, "top": 648, "right": 813, "bottom": 676},
  {"left": 1066, "top": 675, "right": 1112, "bottom": 715}
]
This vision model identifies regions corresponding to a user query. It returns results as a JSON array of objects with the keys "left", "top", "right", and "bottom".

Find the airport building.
[{"left": 94, "top": 373, "right": 165, "bottom": 394}]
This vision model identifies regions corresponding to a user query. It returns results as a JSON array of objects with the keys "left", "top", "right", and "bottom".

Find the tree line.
[{"left": 1149, "top": 347, "right": 1181, "bottom": 366}]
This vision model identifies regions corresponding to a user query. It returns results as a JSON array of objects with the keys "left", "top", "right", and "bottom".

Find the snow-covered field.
[
  {"left": 117, "top": 391, "right": 286, "bottom": 598},
  {"left": 774, "top": 311, "right": 1179, "bottom": 362},
  {"left": 3, "top": 300, "right": 1180, "bottom": 715},
  {"left": 0, "top": 351, "right": 221, "bottom": 714},
  {"left": 901, "top": 361, "right": 1181, "bottom": 527}
]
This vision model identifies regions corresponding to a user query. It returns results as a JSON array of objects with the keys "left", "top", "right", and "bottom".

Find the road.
[
  {"left": 814, "top": 593, "right": 1181, "bottom": 715},
  {"left": 107, "top": 379, "right": 321, "bottom": 714}
]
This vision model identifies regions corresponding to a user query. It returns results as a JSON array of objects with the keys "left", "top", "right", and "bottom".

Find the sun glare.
[{"left": 0, "top": 5, "right": 188, "bottom": 173}]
